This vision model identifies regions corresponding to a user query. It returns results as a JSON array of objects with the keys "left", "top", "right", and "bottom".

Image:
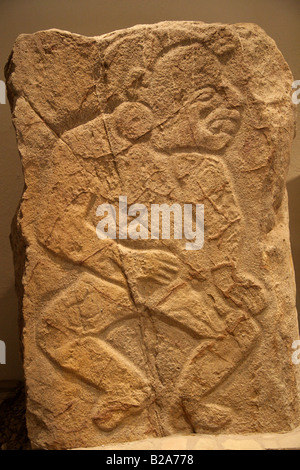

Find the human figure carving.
[{"left": 37, "top": 40, "right": 266, "bottom": 433}]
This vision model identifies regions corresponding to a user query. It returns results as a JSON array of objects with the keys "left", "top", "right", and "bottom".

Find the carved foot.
[
  {"left": 92, "top": 396, "right": 146, "bottom": 431},
  {"left": 183, "top": 402, "right": 232, "bottom": 432}
]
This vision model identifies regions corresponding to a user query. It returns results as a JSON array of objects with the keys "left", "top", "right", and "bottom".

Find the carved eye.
[{"left": 198, "top": 87, "right": 215, "bottom": 102}]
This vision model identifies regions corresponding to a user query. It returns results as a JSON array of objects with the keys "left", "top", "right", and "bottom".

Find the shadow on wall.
[{"left": 287, "top": 176, "right": 300, "bottom": 328}]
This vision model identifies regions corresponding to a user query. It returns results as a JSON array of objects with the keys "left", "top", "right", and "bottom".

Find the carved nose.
[{"left": 222, "top": 81, "right": 245, "bottom": 107}]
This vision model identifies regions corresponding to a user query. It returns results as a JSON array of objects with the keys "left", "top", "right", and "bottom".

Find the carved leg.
[
  {"left": 37, "top": 274, "right": 152, "bottom": 431},
  {"left": 174, "top": 314, "right": 261, "bottom": 432},
  {"left": 54, "top": 336, "right": 152, "bottom": 431}
]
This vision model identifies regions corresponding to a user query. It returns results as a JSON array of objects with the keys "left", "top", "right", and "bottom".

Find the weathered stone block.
[{"left": 5, "top": 21, "right": 300, "bottom": 449}]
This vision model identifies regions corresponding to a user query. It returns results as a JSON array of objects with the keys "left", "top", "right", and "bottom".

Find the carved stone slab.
[{"left": 5, "top": 21, "right": 300, "bottom": 449}]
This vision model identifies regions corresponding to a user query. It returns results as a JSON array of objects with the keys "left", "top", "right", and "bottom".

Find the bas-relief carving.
[
  {"left": 6, "top": 22, "right": 299, "bottom": 448},
  {"left": 37, "top": 39, "right": 266, "bottom": 434}
]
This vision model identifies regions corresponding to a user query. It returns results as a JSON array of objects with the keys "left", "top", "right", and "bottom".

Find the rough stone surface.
[{"left": 5, "top": 21, "right": 300, "bottom": 450}]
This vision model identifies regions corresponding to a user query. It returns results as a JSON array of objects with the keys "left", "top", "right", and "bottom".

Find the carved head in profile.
[{"left": 104, "top": 39, "right": 244, "bottom": 152}]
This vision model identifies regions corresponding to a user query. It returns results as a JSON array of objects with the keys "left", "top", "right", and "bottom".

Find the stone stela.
[{"left": 5, "top": 21, "right": 300, "bottom": 450}]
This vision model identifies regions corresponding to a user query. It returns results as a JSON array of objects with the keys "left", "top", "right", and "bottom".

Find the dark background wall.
[{"left": 0, "top": 0, "right": 299, "bottom": 380}]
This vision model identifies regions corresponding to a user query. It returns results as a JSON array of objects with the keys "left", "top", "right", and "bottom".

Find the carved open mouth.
[{"left": 207, "top": 109, "right": 241, "bottom": 135}]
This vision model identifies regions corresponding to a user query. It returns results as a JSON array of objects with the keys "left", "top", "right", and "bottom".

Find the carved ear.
[
  {"left": 113, "top": 101, "right": 154, "bottom": 141},
  {"left": 125, "top": 67, "right": 150, "bottom": 100}
]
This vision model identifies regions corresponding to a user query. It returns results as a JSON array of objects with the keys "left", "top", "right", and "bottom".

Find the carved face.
[
  {"left": 107, "top": 41, "right": 244, "bottom": 150},
  {"left": 176, "top": 82, "right": 243, "bottom": 151},
  {"left": 146, "top": 43, "right": 244, "bottom": 151}
]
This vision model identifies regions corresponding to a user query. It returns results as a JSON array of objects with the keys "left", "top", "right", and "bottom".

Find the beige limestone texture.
[{"left": 5, "top": 21, "right": 300, "bottom": 450}]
